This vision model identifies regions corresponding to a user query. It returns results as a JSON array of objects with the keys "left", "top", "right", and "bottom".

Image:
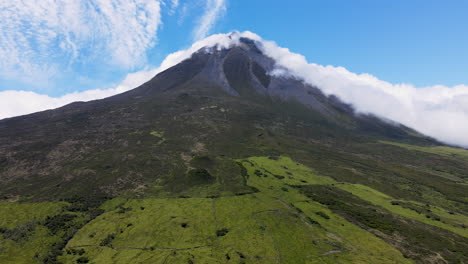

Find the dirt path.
[
  {"left": 251, "top": 210, "right": 282, "bottom": 264},
  {"left": 250, "top": 194, "right": 283, "bottom": 264}
]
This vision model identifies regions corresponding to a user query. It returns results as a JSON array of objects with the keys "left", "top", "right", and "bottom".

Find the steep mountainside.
[{"left": 0, "top": 37, "right": 467, "bottom": 264}]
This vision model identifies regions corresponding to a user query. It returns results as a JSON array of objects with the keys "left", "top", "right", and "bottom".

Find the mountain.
[{"left": 0, "top": 34, "right": 467, "bottom": 264}]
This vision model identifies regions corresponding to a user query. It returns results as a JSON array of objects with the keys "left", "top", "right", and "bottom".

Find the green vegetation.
[
  {"left": 297, "top": 185, "right": 468, "bottom": 263},
  {"left": 381, "top": 140, "right": 468, "bottom": 161},
  {"left": 337, "top": 183, "right": 468, "bottom": 237},
  {"left": 150, "top": 130, "right": 166, "bottom": 145},
  {"left": 246, "top": 156, "right": 468, "bottom": 238},
  {"left": 56, "top": 156, "right": 412, "bottom": 264},
  {"left": 0, "top": 197, "right": 106, "bottom": 264},
  {"left": 0, "top": 202, "right": 68, "bottom": 229},
  {"left": 187, "top": 168, "right": 215, "bottom": 185},
  {"left": 1, "top": 156, "right": 467, "bottom": 263},
  {"left": 0, "top": 202, "right": 68, "bottom": 264}
]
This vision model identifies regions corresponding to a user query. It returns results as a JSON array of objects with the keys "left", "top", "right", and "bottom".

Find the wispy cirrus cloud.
[
  {"left": 192, "top": 0, "right": 227, "bottom": 41},
  {"left": 169, "top": 0, "right": 180, "bottom": 15},
  {"left": 0, "top": 0, "right": 162, "bottom": 85}
]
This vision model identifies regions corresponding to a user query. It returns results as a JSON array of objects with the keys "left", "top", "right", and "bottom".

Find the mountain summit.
[{"left": 0, "top": 33, "right": 467, "bottom": 264}]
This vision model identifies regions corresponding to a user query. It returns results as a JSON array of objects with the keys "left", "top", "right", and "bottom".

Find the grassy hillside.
[
  {"left": 381, "top": 141, "right": 468, "bottom": 161},
  {"left": 1, "top": 156, "right": 467, "bottom": 263},
  {"left": 57, "top": 157, "right": 412, "bottom": 264},
  {"left": 0, "top": 202, "right": 69, "bottom": 263},
  {"left": 0, "top": 198, "right": 106, "bottom": 264}
]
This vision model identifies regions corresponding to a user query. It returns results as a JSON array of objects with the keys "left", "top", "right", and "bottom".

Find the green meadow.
[
  {"left": 381, "top": 140, "right": 468, "bottom": 161},
  {"left": 1, "top": 156, "right": 466, "bottom": 263},
  {"left": 57, "top": 156, "right": 412, "bottom": 264}
]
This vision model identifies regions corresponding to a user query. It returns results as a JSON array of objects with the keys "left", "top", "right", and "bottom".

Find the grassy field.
[
  {"left": 381, "top": 140, "right": 468, "bottom": 161},
  {"left": 58, "top": 156, "right": 412, "bottom": 264},
  {"left": 337, "top": 183, "right": 468, "bottom": 237},
  {"left": 0, "top": 202, "right": 68, "bottom": 229},
  {"left": 0, "top": 202, "right": 69, "bottom": 264},
  {"left": 245, "top": 156, "right": 468, "bottom": 238},
  {"left": 2, "top": 156, "right": 466, "bottom": 263}
]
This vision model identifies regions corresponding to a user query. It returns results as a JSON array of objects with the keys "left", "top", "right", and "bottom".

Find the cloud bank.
[
  {"left": 2, "top": 31, "right": 468, "bottom": 148},
  {"left": 0, "top": 0, "right": 162, "bottom": 84}
]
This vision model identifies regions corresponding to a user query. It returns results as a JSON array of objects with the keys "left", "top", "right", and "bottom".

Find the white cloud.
[
  {"left": 177, "top": 3, "right": 190, "bottom": 25},
  {"left": 169, "top": 0, "right": 180, "bottom": 15},
  {"left": 3, "top": 31, "right": 468, "bottom": 148},
  {"left": 192, "top": 0, "right": 226, "bottom": 41},
  {"left": 0, "top": 69, "right": 157, "bottom": 120},
  {"left": 0, "top": 0, "right": 162, "bottom": 84}
]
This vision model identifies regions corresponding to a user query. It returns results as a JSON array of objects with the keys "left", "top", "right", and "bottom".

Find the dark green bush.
[
  {"left": 100, "top": 233, "right": 116, "bottom": 247},
  {"left": 190, "top": 155, "right": 215, "bottom": 168},
  {"left": 273, "top": 174, "right": 285, "bottom": 180},
  {"left": 2, "top": 221, "right": 36, "bottom": 242},
  {"left": 76, "top": 256, "right": 89, "bottom": 263},
  {"left": 305, "top": 217, "right": 321, "bottom": 226},
  {"left": 44, "top": 214, "right": 77, "bottom": 235},
  {"left": 187, "top": 168, "right": 214, "bottom": 184},
  {"left": 316, "top": 211, "right": 330, "bottom": 220},
  {"left": 216, "top": 228, "right": 229, "bottom": 237}
]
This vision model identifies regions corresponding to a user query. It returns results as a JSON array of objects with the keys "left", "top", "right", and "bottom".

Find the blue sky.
[
  {"left": 1, "top": 0, "right": 467, "bottom": 97},
  {"left": 225, "top": 0, "right": 468, "bottom": 87}
]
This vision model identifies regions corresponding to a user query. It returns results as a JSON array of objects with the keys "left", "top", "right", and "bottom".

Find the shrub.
[
  {"left": 187, "top": 168, "right": 214, "bottom": 184},
  {"left": 190, "top": 155, "right": 215, "bottom": 168},
  {"left": 316, "top": 211, "right": 330, "bottom": 220},
  {"left": 100, "top": 233, "right": 116, "bottom": 247},
  {"left": 116, "top": 206, "right": 132, "bottom": 214},
  {"left": 76, "top": 256, "right": 89, "bottom": 263},
  {"left": 216, "top": 228, "right": 229, "bottom": 237},
  {"left": 43, "top": 214, "right": 77, "bottom": 235},
  {"left": 3, "top": 221, "right": 36, "bottom": 242},
  {"left": 306, "top": 217, "right": 321, "bottom": 226}
]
